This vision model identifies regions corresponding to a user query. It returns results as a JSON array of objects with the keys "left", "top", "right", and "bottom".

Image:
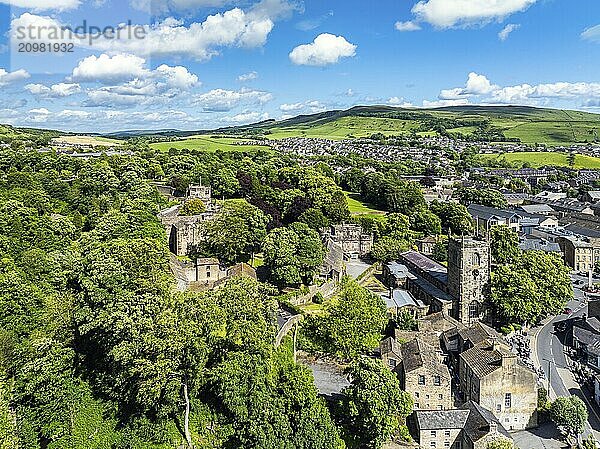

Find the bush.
[{"left": 313, "top": 292, "right": 324, "bottom": 304}]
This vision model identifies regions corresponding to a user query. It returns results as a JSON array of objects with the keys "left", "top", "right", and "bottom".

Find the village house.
[
  {"left": 414, "top": 401, "right": 512, "bottom": 449},
  {"left": 321, "top": 223, "right": 373, "bottom": 260},
  {"left": 459, "top": 339, "right": 538, "bottom": 431},
  {"left": 394, "top": 338, "right": 453, "bottom": 411},
  {"left": 380, "top": 289, "right": 428, "bottom": 320}
]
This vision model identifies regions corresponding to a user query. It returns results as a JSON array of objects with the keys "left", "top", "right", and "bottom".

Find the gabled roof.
[
  {"left": 415, "top": 410, "right": 470, "bottom": 430},
  {"left": 400, "top": 338, "right": 449, "bottom": 377},
  {"left": 460, "top": 339, "right": 515, "bottom": 378},
  {"left": 519, "top": 204, "right": 555, "bottom": 214},
  {"left": 467, "top": 204, "right": 521, "bottom": 221},
  {"left": 461, "top": 401, "right": 512, "bottom": 442}
]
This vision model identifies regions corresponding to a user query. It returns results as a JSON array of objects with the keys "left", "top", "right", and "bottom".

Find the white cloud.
[
  {"left": 193, "top": 87, "right": 272, "bottom": 111},
  {"left": 0, "top": 0, "right": 79, "bottom": 11},
  {"left": 11, "top": 2, "right": 295, "bottom": 61},
  {"left": 289, "top": 33, "right": 356, "bottom": 66},
  {"left": 422, "top": 98, "right": 471, "bottom": 108},
  {"left": 410, "top": 0, "right": 537, "bottom": 28},
  {"left": 439, "top": 72, "right": 498, "bottom": 99},
  {"left": 279, "top": 100, "right": 326, "bottom": 113},
  {"left": 25, "top": 82, "right": 81, "bottom": 98},
  {"left": 71, "top": 54, "right": 149, "bottom": 83},
  {"left": 221, "top": 111, "right": 270, "bottom": 124},
  {"left": 387, "top": 97, "right": 414, "bottom": 107},
  {"left": 27, "top": 107, "right": 51, "bottom": 122},
  {"left": 0, "top": 68, "right": 30, "bottom": 86},
  {"left": 498, "top": 23, "right": 520, "bottom": 41},
  {"left": 582, "top": 24, "right": 600, "bottom": 43},
  {"left": 238, "top": 71, "right": 258, "bottom": 81},
  {"left": 395, "top": 21, "right": 421, "bottom": 32}
]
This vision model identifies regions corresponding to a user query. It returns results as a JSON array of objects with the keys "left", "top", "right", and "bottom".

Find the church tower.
[{"left": 447, "top": 236, "right": 491, "bottom": 325}]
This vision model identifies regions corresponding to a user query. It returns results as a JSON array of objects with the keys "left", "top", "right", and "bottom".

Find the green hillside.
[{"left": 214, "top": 105, "right": 600, "bottom": 145}]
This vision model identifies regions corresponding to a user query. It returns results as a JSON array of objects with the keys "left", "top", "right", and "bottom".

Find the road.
[{"left": 535, "top": 273, "right": 600, "bottom": 439}]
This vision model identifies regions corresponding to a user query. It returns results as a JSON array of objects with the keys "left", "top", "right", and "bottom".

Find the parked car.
[{"left": 563, "top": 307, "right": 573, "bottom": 315}]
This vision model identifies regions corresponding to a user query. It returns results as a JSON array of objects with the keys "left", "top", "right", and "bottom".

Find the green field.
[
  {"left": 344, "top": 192, "right": 385, "bottom": 216},
  {"left": 247, "top": 106, "right": 600, "bottom": 145},
  {"left": 480, "top": 152, "right": 600, "bottom": 169},
  {"left": 150, "top": 136, "right": 270, "bottom": 152}
]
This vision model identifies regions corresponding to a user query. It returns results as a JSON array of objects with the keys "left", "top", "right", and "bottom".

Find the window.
[
  {"left": 431, "top": 431, "right": 437, "bottom": 438},
  {"left": 388, "top": 358, "right": 396, "bottom": 368},
  {"left": 415, "top": 403, "right": 420, "bottom": 409},
  {"left": 445, "top": 442, "right": 450, "bottom": 448},
  {"left": 469, "top": 302, "right": 479, "bottom": 319},
  {"left": 445, "top": 431, "right": 451, "bottom": 437},
  {"left": 430, "top": 443, "right": 436, "bottom": 448},
  {"left": 419, "top": 375, "right": 426, "bottom": 385},
  {"left": 505, "top": 393, "right": 512, "bottom": 409},
  {"left": 415, "top": 392, "right": 420, "bottom": 398},
  {"left": 496, "top": 404, "right": 502, "bottom": 412},
  {"left": 426, "top": 394, "right": 430, "bottom": 399},
  {"left": 439, "top": 394, "right": 443, "bottom": 400},
  {"left": 434, "top": 376, "right": 441, "bottom": 386}
]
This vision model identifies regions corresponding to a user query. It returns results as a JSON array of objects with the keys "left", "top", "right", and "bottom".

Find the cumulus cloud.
[
  {"left": 25, "top": 82, "right": 81, "bottom": 98},
  {"left": 279, "top": 100, "right": 326, "bottom": 113},
  {"left": 221, "top": 111, "right": 270, "bottom": 124},
  {"left": 404, "top": 0, "right": 536, "bottom": 29},
  {"left": 0, "top": 0, "right": 79, "bottom": 11},
  {"left": 432, "top": 72, "right": 600, "bottom": 108},
  {"left": 70, "top": 54, "right": 149, "bottom": 83},
  {"left": 0, "top": 68, "right": 30, "bottom": 86},
  {"left": 395, "top": 21, "right": 421, "bottom": 32},
  {"left": 238, "top": 71, "right": 258, "bottom": 81},
  {"left": 582, "top": 24, "right": 600, "bottom": 43},
  {"left": 289, "top": 33, "right": 356, "bottom": 66},
  {"left": 193, "top": 87, "right": 272, "bottom": 111},
  {"left": 498, "top": 23, "right": 520, "bottom": 41},
  {"left": 387, "top": 97, "right": 414, "bottom": 107},
  {"left": 439, "top": 72, "right": 499, "bottom": 99},
  {"left": 11, "top": 1, "right": 296, "bottom": 61}
]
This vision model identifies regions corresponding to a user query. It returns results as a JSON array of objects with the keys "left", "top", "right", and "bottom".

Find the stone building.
[
  {"left": 415, "top": 401, "right": 512, "bottom": 449},
  {"left": 447, "top": 237, "right": 491, "bottom": 325},
  {"left": 396, "top": 338, "right": 452, "bottom": 411},
  {"left": 459, "top": 339, "right": 537, "bottom": 430},
  {"left": 169, "top": 255, "right": 256, "bottom": 291},
  {"left": 321, "top": 223, "right": 373, "bottom": 260},
  {"left": 187, "top": 184, "right": 212, "bottom": 207},
  {"left": 558, "top": 235, "right": 599, "bottom": 272}
]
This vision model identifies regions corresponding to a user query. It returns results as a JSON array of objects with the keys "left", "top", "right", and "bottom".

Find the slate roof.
[
  {"left": 461, "top": 401, "right": 512, "bottom": 442},
  {"left": 385, "top": 261, "right": 410, "bottom": 279},
  {"left": 467, "top": 204, "right": 520, "bottom": 221},
  {"left": 519, "top": 204, "right": 555, "bottom": 214},
  {"left": 460, "top": 339, "right": 515, "bottom": 378},
  {"left": 380, "top": 336, "right": 401, "bottom": 358},
  {"left": 573, "top": 318, "right": 600, "bottom": 356},
  {"left": 419, "top": 312, "right": 463, "bottom": 334},
  {"left": 400, "top": 250, "right": 448, "bottom": 284},
  {"left": 415, "top": 410, "right": 470, "bottom": 430},
  {"left": 400, "top": 338, "right": 449, "bottom": 377},
  {"left": 382, "top": 289, "right": 425, "bottom": 310},
  {"left": 458, "top": 322, "right": 500, "bottom": 346}
]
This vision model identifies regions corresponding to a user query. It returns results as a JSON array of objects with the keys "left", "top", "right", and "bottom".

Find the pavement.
[{"left": 529, "top": 273, "right": 600, "bottom": 442}]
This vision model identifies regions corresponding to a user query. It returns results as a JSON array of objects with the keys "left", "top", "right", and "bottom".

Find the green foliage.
[
  {"left": 550, "top": 396, "right": 588, "bottom": 443},
  {"left": 456, "top": 187, "right": 508, "bottom": 208},
  {"left": 322, "top": 279, "right": 387, "bottom": 359},
  {"left": 430, "top": 201, "right": 474, "bottom": 235},
  {"left": 580, "top": 435, "right": 598, "bottom": 449},
  {"left": 179, "top": 198, "right": 206, "bottom": 215},
  {"left": 396, "top": 310, "right": 417, "bottom": 331},
  {"left": 486, "top": 438, "right": 517, "bottom": 449},
  {"left": 490, "top": 225, "right": 520, "bottom": 264},
  {"left": 263, "top": 222, "right": 325, "bottom": 287},
  {"left": 338, "top": 358, "right": 413, "bottom": 449},
  {"left": 409, "top": 209, "right": 442, "bottom": 236},
  {"left": 491, "top": 251, "right": 572, "bottom": 325},
  {"left": 200, "top": 199, "right": 269, "bottom": 265}
]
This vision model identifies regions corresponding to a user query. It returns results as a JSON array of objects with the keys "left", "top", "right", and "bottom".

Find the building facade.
[{"left": 447, "top": 237, "right": 491, "bottom": 325}]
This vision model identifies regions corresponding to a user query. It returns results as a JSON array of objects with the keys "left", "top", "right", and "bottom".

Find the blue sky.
[{"left": 0, "top": 0, "right": 599, "bottom": 132}]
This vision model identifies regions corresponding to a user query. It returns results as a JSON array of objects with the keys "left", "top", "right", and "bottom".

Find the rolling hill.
[{"left": 136, "top": 105, "right": 600, "bottom": 146}]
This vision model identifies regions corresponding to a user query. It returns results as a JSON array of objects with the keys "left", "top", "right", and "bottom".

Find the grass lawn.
[
  {"left": 150, "top": 136, "right": 271, "bottom": 152},
  {"left": 479, "top": 152, "right": 600, "bottom": 169},
  {"left": 344, "top": 191, "right": 386, "bottom": 216}
]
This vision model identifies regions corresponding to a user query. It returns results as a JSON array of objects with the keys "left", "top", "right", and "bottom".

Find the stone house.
[
  {"left": 558, "top": 235, "right": 599, "bottom": 272},
  {"left": 417, "top": 235, "right": 438, "bottom": 256},
  {"left": 321, "top": 223, "right": 373, "bottom": 260},
  {"left": 382, "top": 261, "right": 411, "bottom": 289},
  {"left": 381, "top": 289, "right": 428, "bottom": 320},
  {"left": 414, "top": 401, "right": 512, "bottom": 449},
  {"left": 459, "top": 339, "right": 537, "bottom": 430},
  {"left": 397, "top": 338, "right": 452, "bottom": 411}
]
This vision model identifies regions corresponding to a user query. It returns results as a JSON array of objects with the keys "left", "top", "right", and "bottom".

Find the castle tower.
[{"left": 447, "top": 236, "right": 491, "bottom": 325}]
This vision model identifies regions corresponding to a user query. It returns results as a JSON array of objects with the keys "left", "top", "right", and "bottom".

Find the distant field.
[
  {"left": 344, "top": 192, "right": 385, "bottom": 216},
  {"left": 150, "top": 136, "right": 270, "bottom": 152},
  {"left": 480, "top": 152, "right": 600, "bottom": 169},
  {"left": 268, "top": 116, "right": 422, "bottom": 140},
  {"left": 52, "top": 135, "right": 122, "bottom": 147}
]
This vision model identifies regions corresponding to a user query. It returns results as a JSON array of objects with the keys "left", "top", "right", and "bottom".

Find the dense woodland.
[{"left": 0, "top": 140, "right": 572, "bottom": 448}]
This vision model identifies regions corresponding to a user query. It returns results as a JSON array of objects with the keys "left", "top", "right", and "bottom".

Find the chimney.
[{"left": 489, "top": 421, "right": 498, "bottom": 434}]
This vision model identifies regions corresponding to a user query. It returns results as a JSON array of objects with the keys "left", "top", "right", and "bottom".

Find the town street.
[{"left": 534, "top": 274, "right": 600, "bottom": 440}]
